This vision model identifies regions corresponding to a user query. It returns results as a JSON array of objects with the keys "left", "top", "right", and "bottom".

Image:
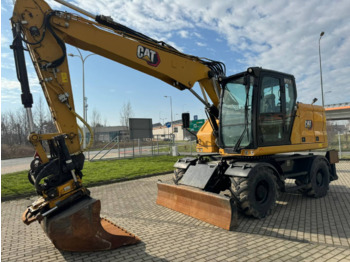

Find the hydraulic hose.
[
  {"left": 71, "top": 108, "right": 94, "bottom": 152},
  {"left": 65, "top": 105, "right": 94, "bottom": 152}
]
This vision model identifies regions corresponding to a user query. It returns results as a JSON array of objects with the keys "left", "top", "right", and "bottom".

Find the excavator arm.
[
  {"left": 11, "top": 0, "right": 227, "bottom": 252},
  {"left": 12, "top": 0, "right": 224, "bottom": 156}
]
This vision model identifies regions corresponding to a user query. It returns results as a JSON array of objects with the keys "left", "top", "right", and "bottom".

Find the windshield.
[{"left": 220, "top": 75, "right": 253, "bottom": 149}]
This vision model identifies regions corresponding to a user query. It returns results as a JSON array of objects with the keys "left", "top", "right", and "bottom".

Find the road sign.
[
  {"left": 189, "top": 119, "right": 205, "bottom": 132},
  {"left": 165, "top": 122, "right": 171, "bottom": 128},
  {"left": 129, "top": 118, "right": 153, "bottom": 139},
  {"left": 194, "top": 115, "right": 198, "bottom": 120}
]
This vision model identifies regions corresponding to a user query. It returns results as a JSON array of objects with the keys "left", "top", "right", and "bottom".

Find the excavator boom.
[{"left": 11, "top": 0, "right": 229, "bottom": 251}]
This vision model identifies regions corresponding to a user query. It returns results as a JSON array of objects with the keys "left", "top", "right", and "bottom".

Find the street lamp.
[
  {"left": 68, "top": 48, "right": 96, "bottom": 149},
  {"left": 164, "top": 95, "right": 174, "bottom": 142},
  {"left": 319, "top": 31, "right": 325, "bottom": 107}
]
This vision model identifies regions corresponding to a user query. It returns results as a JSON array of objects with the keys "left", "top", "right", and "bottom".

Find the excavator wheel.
[
  {"left": 230, "top": 167, "right": 278, "bottom": 219},
  {"left": 303, "top": 156, "right": 330, "bottom": 198},
  {"left": 40, "top": 197, "right": 140, "bottom": 251}
]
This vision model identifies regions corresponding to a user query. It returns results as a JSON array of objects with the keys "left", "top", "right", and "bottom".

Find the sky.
[{"left": 1, "top": 0, "right": 350, "bottom": 127}]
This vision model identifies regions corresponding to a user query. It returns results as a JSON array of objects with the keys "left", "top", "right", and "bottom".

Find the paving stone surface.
[{"left": 2, "top": 161, "right": 350, "bottom": 261}]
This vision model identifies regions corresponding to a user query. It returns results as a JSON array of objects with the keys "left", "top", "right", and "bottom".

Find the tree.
[
  {"left": 91, "top": 108, "right": 102, "bottom": 128},
  {"left": 103, "top": 117, "right": 108, "bottom": 127},
  {"left": 34, "top": 96, "right": 46, "bottom": 134},
  {"left": 1, "top": 113, "right": 11, "bottom": 144},
  {"left": 120, "top": 101, "right": 134, "bottom": 130},
  {"left": 90, "top": 108, "right": 102, "bottom": 145}
]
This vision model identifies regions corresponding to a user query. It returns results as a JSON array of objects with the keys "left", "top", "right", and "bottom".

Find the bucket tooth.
[
  {"left": 40, "top": 197, "right": 140, "bottom": 252},
  {"left": 156, "top": 182, "right": 238, "bottom": 230}
]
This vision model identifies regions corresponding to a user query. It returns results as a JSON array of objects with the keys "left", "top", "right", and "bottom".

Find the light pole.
[
  {"left": 164, "top": 96, "right": 174, "bottom": 142},
  {"left": 68, "top": 48, "right": 96, "bottom": 149},
  {"left": 160, "top": 117, "right": 167, "bottom": 137},
  {"left": 319, "top": 31, "right": 325, "bottom": 107}
]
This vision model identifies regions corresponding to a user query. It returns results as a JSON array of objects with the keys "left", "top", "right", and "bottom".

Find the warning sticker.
[{"left": 61, "top": 72, "right": 68, "bottom": 83}]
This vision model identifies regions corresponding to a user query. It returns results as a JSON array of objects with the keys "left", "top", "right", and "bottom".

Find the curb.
[{"left": 1, "top": 171, "right": 173, "bottom": 202}]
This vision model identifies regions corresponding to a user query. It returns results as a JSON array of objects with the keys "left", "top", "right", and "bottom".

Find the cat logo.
[
  {"left": 137, "top": 45, "right": 160, "bottom": 67},
  {"left": 305, "top": 120, "right": 313, "bottom": 129}
]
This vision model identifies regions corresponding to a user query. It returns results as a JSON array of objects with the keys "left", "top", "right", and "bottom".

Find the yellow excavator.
[{"left": 11, "top": 0, "right": 338, "bottom": 252}]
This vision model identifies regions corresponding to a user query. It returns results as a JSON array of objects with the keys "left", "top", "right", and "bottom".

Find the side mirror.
[{"left": 182, "top": 113, "right": 190, "bottom": 128}]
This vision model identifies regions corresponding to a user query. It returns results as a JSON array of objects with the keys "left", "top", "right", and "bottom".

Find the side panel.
[
  {"left": 291, "top": 103, "right": 327, "bottom": 145},
  {"left": 196, "top": 120, "right": 219, "bottom": 153}
]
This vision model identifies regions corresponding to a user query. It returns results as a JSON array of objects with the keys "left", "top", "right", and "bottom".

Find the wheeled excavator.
[{"left": 11, "top": 0, "right": 338, "bottom": 252}]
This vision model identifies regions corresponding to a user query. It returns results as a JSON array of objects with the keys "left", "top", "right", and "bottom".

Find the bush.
[{"left": 1, "top": 144, "right": 35, "bottom": 160}]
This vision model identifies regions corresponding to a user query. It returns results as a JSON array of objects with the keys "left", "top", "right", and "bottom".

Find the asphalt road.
[{"left": 1, "top": 156, "right": 33, "bottom": 175}]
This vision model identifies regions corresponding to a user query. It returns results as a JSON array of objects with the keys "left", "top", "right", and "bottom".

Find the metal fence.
[
  {"left": 87, "top": 125, "right": 350, "bottom": 161},
  {"left": 327, "top": 129, "right": 350, "bottom": 159},
  {"left": 87, "top": 134, "right": 197, "bottom": 161}
]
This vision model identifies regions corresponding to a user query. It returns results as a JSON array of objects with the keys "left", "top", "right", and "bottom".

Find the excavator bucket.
[
  {"left": 40, "top": 197, "right": 140, "bottom": 252},
  {"left": 156, "top": 182, "right": 238, "bottom": 230}
]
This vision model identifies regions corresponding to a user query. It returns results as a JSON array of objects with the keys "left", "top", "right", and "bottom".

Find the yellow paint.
[
  {"left": 44, "top": 178, "right": 85, "bottom": 208},
  {"left": 291, "top": 103, "right": 327, "bottom": 145},
  {"left": 196, "top": 120, "right": 219, "bottom": 153}
]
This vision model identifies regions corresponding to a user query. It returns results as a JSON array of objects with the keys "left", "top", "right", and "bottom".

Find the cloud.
[
  {"left": 46, "top": 0, "right": 63, "bottom": 9},
  {"left": 1, "top": 78, "right": 20, "bottom": 90},
  {"left": 196, "top": 42, "right": 206, "bottom": 47},
  {"left": 3, "top": 0, "right": 350, "bottom": 107},
  {"left": 1, "top": 74, "right": 41, "bottom": 92},
  {"left": 1, "top": 73, "right": 42, "bottom": 108},
  {"left": 178, "top": 30, "right": 189, "bottom": 39},
  {"left": 4, "top": 0, "right": 13, "bottom": 7},
  {"left": 1, "top": 34, "right": 10, "bottom": 46},
  {"left": 1, "top": 52, "right": 11, "bottom": 60}
]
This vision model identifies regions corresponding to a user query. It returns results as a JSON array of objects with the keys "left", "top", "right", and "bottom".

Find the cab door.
[{"left": 257, "top": 73, "right": 296, "bottom": 147}]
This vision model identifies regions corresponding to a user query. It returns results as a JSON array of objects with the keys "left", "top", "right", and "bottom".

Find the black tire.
[
  {"left": 173, "top": 168, "right": 185, "bottom": 184},
  {"left": 305, "top": 157, "right": 330, "bottom": 198},
  {"left": 230, "top": 168, "right": 278, "bottom": 219}
]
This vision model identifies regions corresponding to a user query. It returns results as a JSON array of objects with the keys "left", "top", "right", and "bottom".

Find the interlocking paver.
[{"left": 1, "top": 161, "right": 350, "bottom": 261}]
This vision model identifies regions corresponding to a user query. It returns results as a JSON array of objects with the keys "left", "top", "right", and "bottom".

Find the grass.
[{"left": 1, "top": 155, "right": 181, "bottom": 199}]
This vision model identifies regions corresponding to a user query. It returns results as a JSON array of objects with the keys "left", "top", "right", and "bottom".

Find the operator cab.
[{"left": 218, "top": 67, "right": 297, "bottom": 153}]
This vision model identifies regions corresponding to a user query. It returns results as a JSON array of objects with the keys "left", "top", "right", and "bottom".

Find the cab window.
[{"left": 260, "top": 77, "right": 281, "bottom": 113}]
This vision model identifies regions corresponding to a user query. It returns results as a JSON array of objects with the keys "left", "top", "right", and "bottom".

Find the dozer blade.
[
  {"left": 40, "top": 197, "right": 140, "bottom": 252},
  {"left": 156, "top": 182, "right": 238, "bottom": 230}
]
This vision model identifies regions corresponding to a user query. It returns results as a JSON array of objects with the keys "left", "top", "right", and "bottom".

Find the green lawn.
[{"left": 1, "top": 155, "right": 181, "bottom": 199}]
